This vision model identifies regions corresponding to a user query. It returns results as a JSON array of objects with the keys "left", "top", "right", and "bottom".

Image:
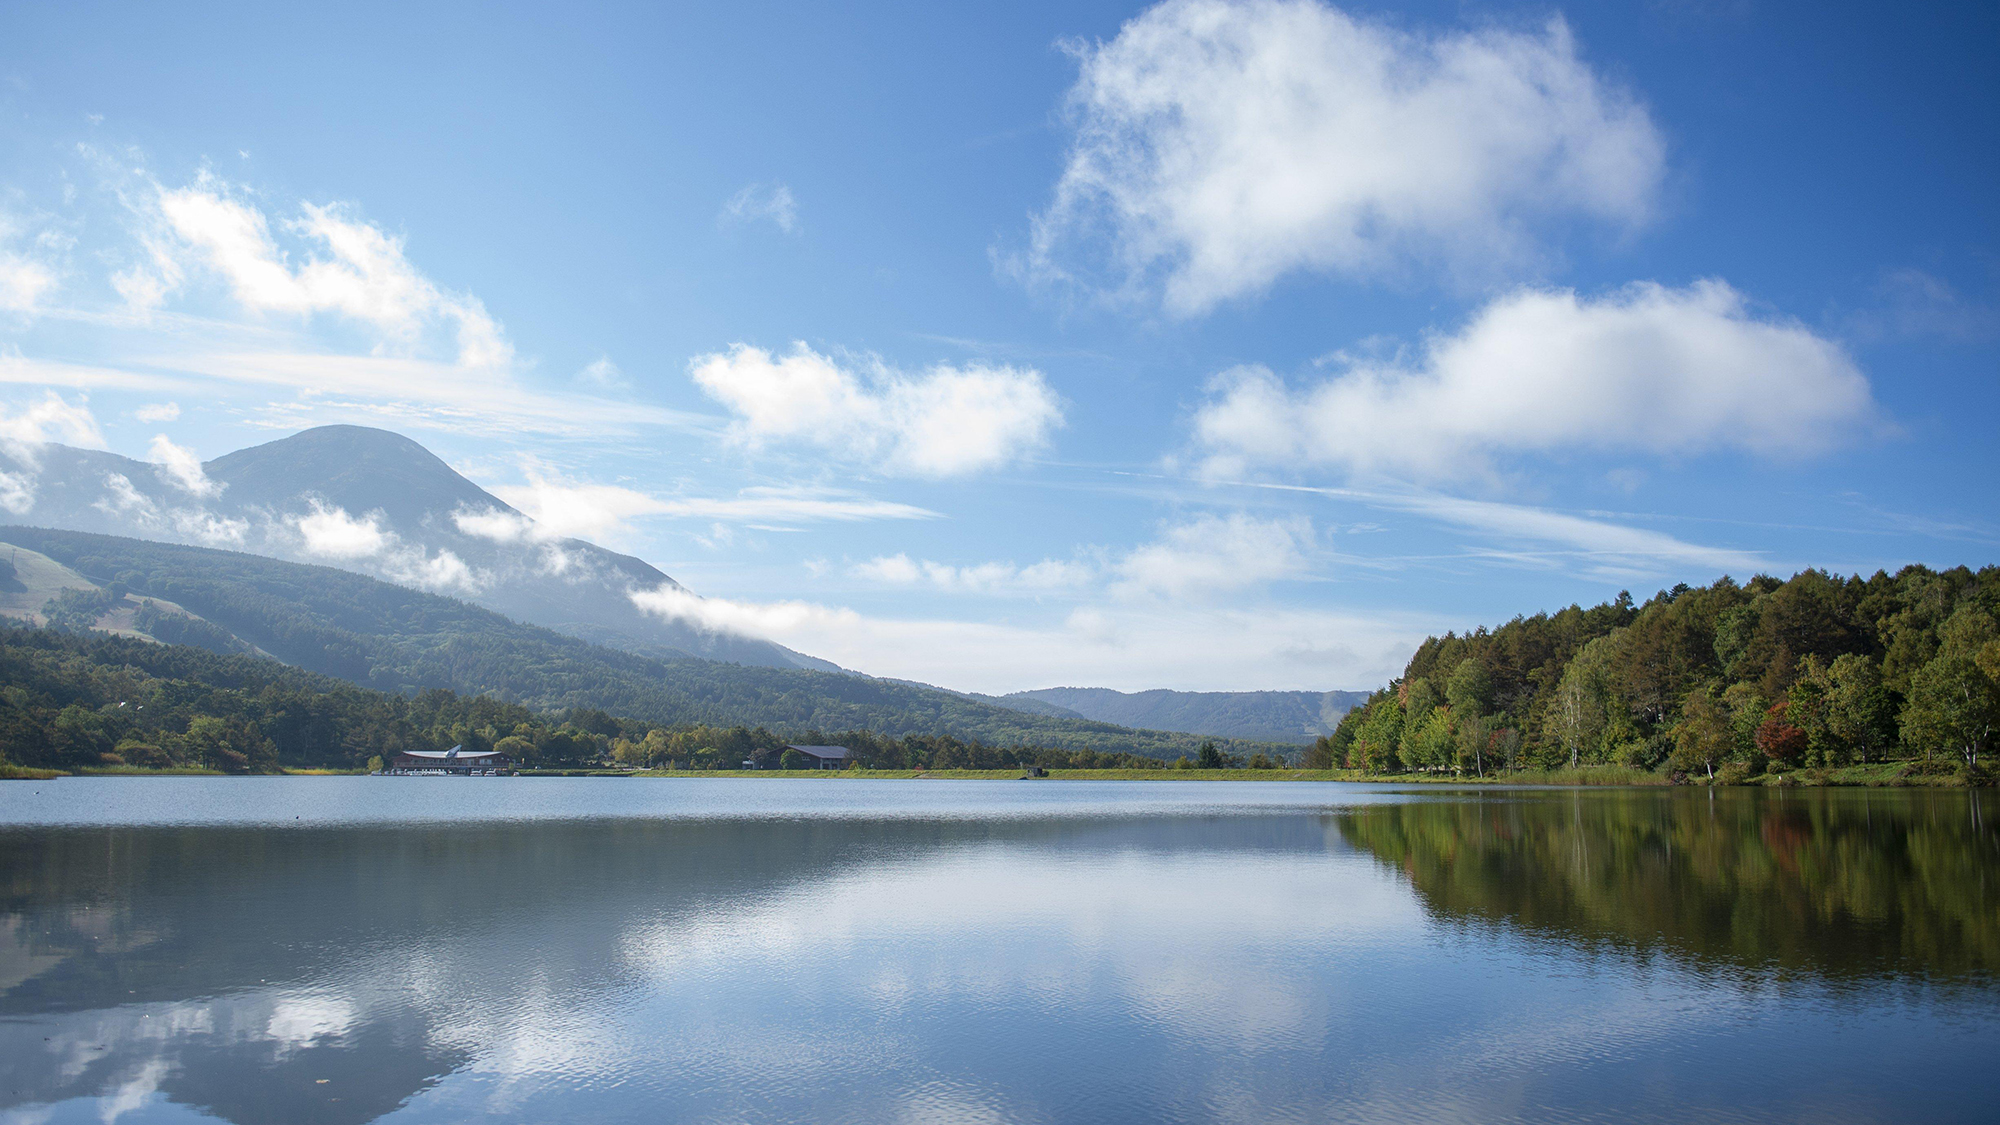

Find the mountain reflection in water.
[{"left": 0, "top": 780, "right": 1995, "bottom": 1125}]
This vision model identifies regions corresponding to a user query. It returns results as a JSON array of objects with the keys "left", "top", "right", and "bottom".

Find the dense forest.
[
  {"left": 0, "top": 622, "right": 1170, "bottom": 773},
  {"left": 0, "top": 526, "right": 1286, "bottom": 762},
  {"left": 1310, "top": 565, "right": 2000, "bottom": 782}
]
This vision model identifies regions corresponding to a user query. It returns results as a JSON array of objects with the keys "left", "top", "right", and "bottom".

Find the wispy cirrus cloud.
[
  {"left": 651, "top": 486, "right": 939, "bottom": 524},
  {"left": 720, "top": 182, "right": 799, "bottom": 234},
  {"left": 1846, "top": 267, "right": 2000, "bottom": 343},
  {"left": 847, "top": 511, "right": 1314, "bottom": 600},
  {"left": 0, "top": 152, "right": 716, "bottom": 443},
  {"left": 163, "top": 351, "right": 702, "bottom": 440},
  {"left": 629, "top": 579, "right": 1422, "bottom": 693},
  {"left": 850, "top": 553, "right": 1095, "bottom": 595},
  {"left": 1207, "top": 476, "right": 1766, "bottom": 579},
  {"left": 463, "top": 463, "right": 940, "bottom": 545}
]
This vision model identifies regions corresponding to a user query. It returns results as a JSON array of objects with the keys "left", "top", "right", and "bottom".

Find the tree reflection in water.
[
  {"left": 1334, "top": 787, "right": 2000, "bottom": 985},
  {"left": 2, "top": 788, "right": 1996, "bottom": 1125}
]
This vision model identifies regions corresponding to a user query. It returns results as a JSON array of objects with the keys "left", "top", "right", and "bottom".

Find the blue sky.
[{"left": 0, "top": 0, "right": 1995, "bottom": 693}]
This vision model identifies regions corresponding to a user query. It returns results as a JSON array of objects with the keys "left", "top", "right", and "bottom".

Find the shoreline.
[{"left": 5, "top": 763, "right": 1987, "bottom": 787}]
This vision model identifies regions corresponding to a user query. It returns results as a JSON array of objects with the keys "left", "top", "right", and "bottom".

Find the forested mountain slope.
[
  {"left": 1314, "top": 566, "right": 2000, "bottom": 779},
  {"left": 0, "top": 623, "right": 1173, "bottom": 773},
  {"left": 0, "top": 526, "right": 1286, "bottom": 761},
  {"left": 1002, "top": 686, "right": 1372, "bottom": 743}
]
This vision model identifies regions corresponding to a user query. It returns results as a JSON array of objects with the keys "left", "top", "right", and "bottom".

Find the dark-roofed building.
[
  {"left": 787, "top": 744, "right": 851, "bottom": 770},
  {"left": 389, "top": 745, "right": 512, "bottom": 775}
]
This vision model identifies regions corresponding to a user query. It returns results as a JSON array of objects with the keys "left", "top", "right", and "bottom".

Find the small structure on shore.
[
  {"left": 787, "top": 744, "right": 852, "bottom": 770},
  {"left": 388, "top": 745, "right": 512, "bottom": 775}
]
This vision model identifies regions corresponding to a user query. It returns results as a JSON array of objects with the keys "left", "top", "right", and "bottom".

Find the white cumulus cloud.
[
  {"left": 0, "top": 212, "right": 60, "bottom": 315},
  {"left": 143, "top": 176, "right": 511, "bottom": 368},
  {"left": 1194, "top": 279, "right": 1874, "bottom": 480},
  {"left": 170, "top": 508, "right": 251, "bottom": 546},
  {"left": 291, "top": 500, "right": 390, "bottom": 559},
  {"left": 1026, "top": 0, "right": 1664, "bottom": 312},
  {"left": 0, "top": 253, "right": 56, "bottom": 314},
  {"left": 630, "top": 584, "right": 861, "bottom": 640},
  {"left": 134, "top": 401, "right": 181, "bottom": 423},
  {"left": 290, "top": 499, "right": 483, "bottom": 591},
  {"left": 0, "top": 392, "right": 103, "bottom": 461},
  {"left": 147, "top": 434, "right": 221, "bottom": 497},
  {"left": 452, "top": 506, "right": 544, "bottom": 543},
  {"left": 1113, "top": 512, "right": 1313, "bottom": 598},
  {"left": 577, "top": 356, "right": 628, "bottom": 389},
  {"left": 0, "top": 391, "right": 104, "bottom": 512},
  {"left": 488, "top": 473, "right": 669, "bottom": 541},
  {"left": 95, "top": 472, "right": 155, "bottom": 518},
  {"left": 689, "top": 343, "right": 1062, "bottom": 476},
  {"left": 397, "top": 548, "right": 479, "bottom": 594}
]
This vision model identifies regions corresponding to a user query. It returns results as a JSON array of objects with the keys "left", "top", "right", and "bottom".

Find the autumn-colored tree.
[{"left": 1754, "top": 701, "right": 1808, "bottom": 768}]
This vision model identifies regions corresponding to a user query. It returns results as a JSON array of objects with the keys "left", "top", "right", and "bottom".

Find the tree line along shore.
[
  {"left": 4, "top": 563, "right": 1998, "bottom": 787},
  {"left": 1306, "top": 565, "right": 2000, "bottom": 787}
]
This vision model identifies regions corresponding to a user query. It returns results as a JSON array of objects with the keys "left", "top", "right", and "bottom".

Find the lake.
[{"left": 1, "top": 778, "right": 1995, "bottom": 1124}]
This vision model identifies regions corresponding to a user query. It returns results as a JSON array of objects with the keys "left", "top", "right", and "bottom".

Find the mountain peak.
[
  {"left": 220, "top": 424, "right": 445, "bottom": 462},
  {"left": 204, "top": 425, "right": 514, "bottom": 527},
  {"left": 8, "top": 424, "right": 839, "bottom": 673}
]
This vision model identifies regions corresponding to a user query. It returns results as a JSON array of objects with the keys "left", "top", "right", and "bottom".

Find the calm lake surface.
[{"left": 1, "top": 779, "right": 1996, "bottom": 1124}]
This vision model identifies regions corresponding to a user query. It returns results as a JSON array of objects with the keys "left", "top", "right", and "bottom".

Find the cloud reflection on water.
[{"left": 0, "top": 785, "right": 1996, "bottom": 1124}]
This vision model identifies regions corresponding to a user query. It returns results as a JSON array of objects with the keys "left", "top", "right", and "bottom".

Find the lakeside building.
[
  {"left": 788, "top": 745, "right": 852, "bottom": 770},
  {"left": 388, "top": 745, "right": 512, "bottom": 775}
]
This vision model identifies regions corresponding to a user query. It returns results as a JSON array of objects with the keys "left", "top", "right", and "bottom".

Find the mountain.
[
  {"left": 0, "top": 527, "right": 1293, "bottom": 761},
  {"left": 2, "top": 426, "right": 834, "bottom": 671},
  {"left": 997, "top": 687, "right": 1373, "bottom": 743}
]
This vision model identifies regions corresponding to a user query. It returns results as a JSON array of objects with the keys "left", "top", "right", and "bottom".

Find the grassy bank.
[
  {"left": 0, "top": 764, "right": 64, "bottom": 780},
  {"left": 626, "top": 767, "right": 1352, "bottom": 780},
  {"left": 628, "top": 762, "right": 1985, "bottom": 786},
  {"left": 71, "top": 765, "right": 228, "bottom": 776},
  {"left": 625, "top": 766, "right": 1666, "bottom": 783},
  {"left": 8, "top": 763, "right": 1983, "bottom": 786}
]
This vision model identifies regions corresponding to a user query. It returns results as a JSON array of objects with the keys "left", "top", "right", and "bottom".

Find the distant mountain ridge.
[
  {"left": 2, "top": 426, "right": 833, "bottom": 671},
  {"left": 998, "top": 686, "right": 1372, "bottom": 744},
  {"left": 1, "top": 426, "right": 1378, "bottom": 744},
  {"left": 0, "top": 526, "right": 1295, "bottom": 761}
]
